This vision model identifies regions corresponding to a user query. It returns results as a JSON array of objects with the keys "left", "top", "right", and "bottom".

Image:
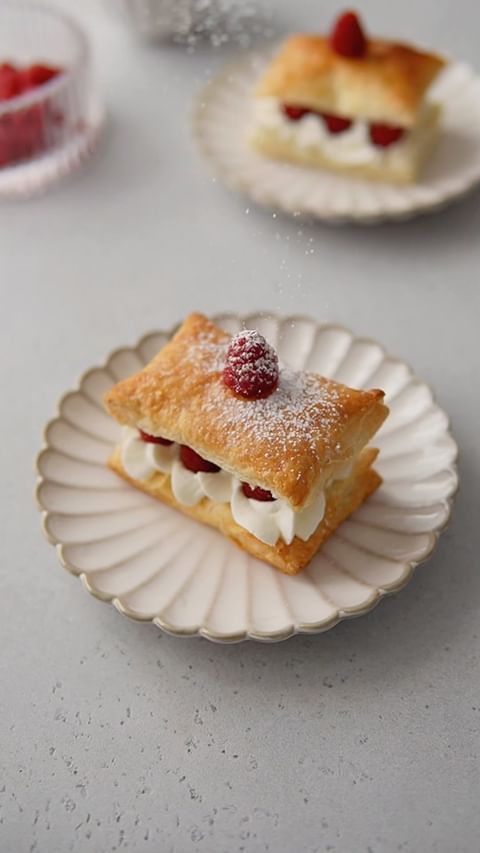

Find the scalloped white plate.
[
  {"left": 36, "top": 314, "right": 458, "bottom": 643},
  {"left": 193, "top": 53, "right": 480, "bottom": 223}
]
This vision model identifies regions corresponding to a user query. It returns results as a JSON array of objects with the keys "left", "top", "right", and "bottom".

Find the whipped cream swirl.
[{"left": 120, "top": 428, "right": 354, "bottom": 546}]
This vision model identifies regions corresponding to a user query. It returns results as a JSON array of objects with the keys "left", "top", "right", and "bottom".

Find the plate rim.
[
  {"left": 35, "top": 313, "right": 459, "bottom": 643},
  {"left": 192, "top": 52, "right": 480, "bottom": 224}
]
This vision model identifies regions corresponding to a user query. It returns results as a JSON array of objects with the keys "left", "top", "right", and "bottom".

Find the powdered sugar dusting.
[
  {"left": 211, "top": 367, "right": 347, "bottom": 461},
  {"left": 183, "top": 327, "right": 228, "bottom": 373},
  {"left": 181, "top": 331, "right": 348, "bottom": 467}
]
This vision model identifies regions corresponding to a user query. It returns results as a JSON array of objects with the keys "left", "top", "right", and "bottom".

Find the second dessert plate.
[
  {"left": 193, "top": 52, "right": 480, "bottom": 223},
  {"left": 36, "top": 314, "right": 458, "bottom": 643}
]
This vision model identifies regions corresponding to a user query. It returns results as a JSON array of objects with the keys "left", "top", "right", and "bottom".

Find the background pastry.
[{"left": 251, "top": 10, "right": 446, "bottom": 183}]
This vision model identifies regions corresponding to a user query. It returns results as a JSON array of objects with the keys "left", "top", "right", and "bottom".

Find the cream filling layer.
[
  {"left": 120, "top": 427, "right": 354, "bottom": 547},
  {"left": 253, "top": 97, "right": 413, "bottom": 166}
]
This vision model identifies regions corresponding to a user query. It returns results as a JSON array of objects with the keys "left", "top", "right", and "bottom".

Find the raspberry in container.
[{"left": 0, "top": 1, "right": 104, "bottom": 197}]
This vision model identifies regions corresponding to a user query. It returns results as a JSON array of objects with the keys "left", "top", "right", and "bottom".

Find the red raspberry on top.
[
  {"left": 330, "top": 10, "right": 367, "bottom": 58},
  {"left": 223, "top": 330, "right": 279, "bottom": 400}
]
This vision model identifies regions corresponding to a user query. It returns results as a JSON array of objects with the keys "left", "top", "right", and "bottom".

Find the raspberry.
[
  {"left": 180, "top": 445, "right": 220, "bottom": 473},
  {"left": 282, "top": 104, "right": 310, "bottom": 122},
  {"left": 320, "top": 112, "right": 353, "bottom": 134},
  {"left": 330, "top": 11, "right": 367, "bottom": 58},
  {"left": 223, "top": 330, "right": 279, "bottom": 399},
  {"left": 0, "top": 63, "right": 60, "bottom": 102},
  {"left": 17, "top": 105, "right": 45, "bottom": 157},
  {"left": 0, "top": 118, "right": 12, "bottom": 166},
  {"left": 0, "top": 63, "right": 21, "bottom": 100},
  {"left": 138, "top": 429, "right": 173, "bottom": 446},
  {"left": 369, "top": 123, "right": 405, "bottom": 147},
  {"left": 242, "top": 483, "right": 276, "bottom": 502},
  {"left": 23, "top": 64, "right": 60, "bottom": 89},
  {"left": 0, "top": 62, "right": 64, "bottom": 169}
]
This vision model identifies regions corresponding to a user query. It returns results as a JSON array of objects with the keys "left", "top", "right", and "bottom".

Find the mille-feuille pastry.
[
  {"left": 250, "top": 10, "right": 446, "bottom": 184},
  {"left": 104, "top": 314, "right": 388, "bottom": 576}
]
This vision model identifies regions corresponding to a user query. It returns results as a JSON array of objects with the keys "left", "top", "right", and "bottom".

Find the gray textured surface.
[{"left": 1, "top": 1, "right": 480, "bottom": 851}]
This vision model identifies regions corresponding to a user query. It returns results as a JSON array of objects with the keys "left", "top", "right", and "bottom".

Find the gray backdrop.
[{"left": 1, "top": 1, "right": 479, "bottom": 851}]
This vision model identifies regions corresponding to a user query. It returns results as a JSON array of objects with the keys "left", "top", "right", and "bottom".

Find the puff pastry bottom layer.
[
  {"left": 108, "top": 446, "right": 381, "bottom": 575},
  {"left": 250, "top": 104, "right": 441, "bottom": 184}
]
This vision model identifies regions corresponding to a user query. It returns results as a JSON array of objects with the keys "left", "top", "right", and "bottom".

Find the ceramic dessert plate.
[
  {"left": 36, "top": 314, "right": 458, "bottom": 643},
  {"left": 192, "top": 52, "right": 480, "bottom": 222}
]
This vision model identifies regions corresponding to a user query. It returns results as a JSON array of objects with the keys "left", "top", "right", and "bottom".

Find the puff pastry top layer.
[
  {"left": 104, "top": 314, "right": 388, "bottom": 510},
  {"left": 255, "top": 35, "right": 445, "bottom": 127}
]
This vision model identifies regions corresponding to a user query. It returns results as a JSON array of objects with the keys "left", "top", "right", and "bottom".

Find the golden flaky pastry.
[
  {"left": 104, "top": 313, "right": 388, "bottom": 510},
  {"left": 104, "top": 314, "right": 388, "bottom": 574},
  {"left": 255, "top": 34, "right": 445, "bottom": 127}
]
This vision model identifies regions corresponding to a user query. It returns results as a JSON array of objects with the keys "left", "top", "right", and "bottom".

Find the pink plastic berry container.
[{"left": 0, "top": 2, "right": 104, "bottom": 198}]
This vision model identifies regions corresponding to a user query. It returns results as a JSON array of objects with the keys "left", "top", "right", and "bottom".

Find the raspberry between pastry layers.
[
  {"left": 104, "top": 314, "right": 389, "bottom": 575},
  {"left": 250, "top": 10, "right": 446, "bottom": 184}
]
